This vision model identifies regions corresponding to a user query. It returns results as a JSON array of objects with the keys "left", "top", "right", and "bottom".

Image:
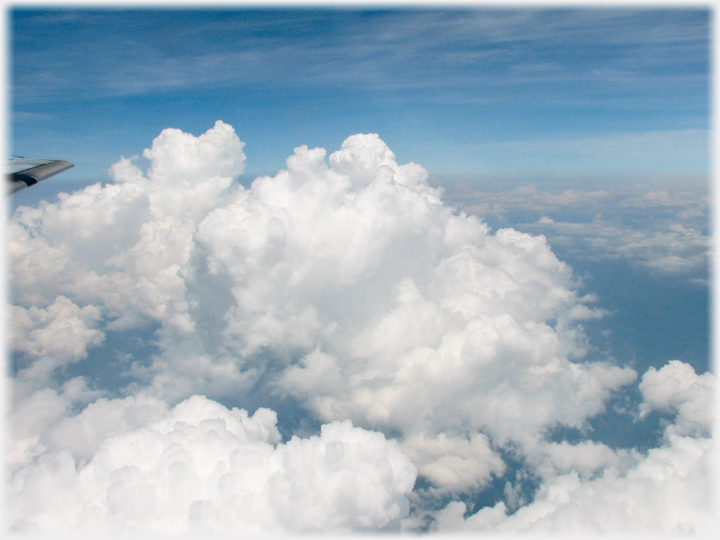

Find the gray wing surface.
[{"left": 6, "top": 158, "right": 74, "bottom": 195}]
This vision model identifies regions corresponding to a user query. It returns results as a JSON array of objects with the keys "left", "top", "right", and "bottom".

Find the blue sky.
[
  {"left": 5, "top": 5, "right": 714, "bottom": 535},
  {"left": 10, "top": 7, "right": 709, "bottom": 180}
]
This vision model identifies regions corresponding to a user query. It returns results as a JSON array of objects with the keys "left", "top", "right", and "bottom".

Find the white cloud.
[
  {"left": 7, "top": 395, "right": 416, "bottom": 534},
  {"left": 7, "top": 122, "right": 708, "bottom": 534},
  {"left": 434, "top": 359, "right": 714, "bottom": 535},
  {"left": 400, "top": 432, "right": 505, "bottom": 492},
  {"left": 435, "top": 433, "right": 713, "bottom": 534},
  {"left": 9, "top": 120, "right": 244, "bottom": 325},
  {"left": 639, "top": 359, "right": 714, "bottom": 437},
  {"left": 526, "top": 439, "right": 638, "bottom": 483},
  {"left": 10, "top": 295, "right": 104, "bottom": 363},
  {"left": 7, "top": 377, "right": 104, "bottom": 471}
]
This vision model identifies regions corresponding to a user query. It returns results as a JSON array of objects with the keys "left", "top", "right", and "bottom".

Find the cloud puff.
[
  {"left": 9, "top": 120, "right": 244, "bottom": 323},
  {"left": 7, "top": 377, "right": 103, "bottom": 471},
  {"left": 435, "top": 434, "right": 713, "bottom": 534},
  {"left": 7, "top": 122, "right": 708, "bottom": 534},
  {"left": 639, "top": 359, "right": 714, "bottom": 437},
  {"left": 434, "top": 359, "right": 715, "bottom": 534},
  {"left": 10, "top": 296, "right": 104, "bottom": 363},
  {"left": 400, "top": 432, "right": 505, "bottom": 492},
  {"left": 7, "top": 395, "right": 416, "bottom": 534}
]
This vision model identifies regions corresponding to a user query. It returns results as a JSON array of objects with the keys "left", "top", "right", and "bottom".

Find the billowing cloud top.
[{"left": 7, "top": 122, "right": 713, "bottom": 534}]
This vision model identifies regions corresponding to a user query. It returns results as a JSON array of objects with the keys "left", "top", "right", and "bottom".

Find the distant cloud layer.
[
  {"left": 7, "top": 122, "right": 713, "bottom": 533},
  {"left": 441, "top": 175, "right": 710, "bottom": 282},
  {"left": 471, "top": 129, "right": 709, "bottom": 172}
]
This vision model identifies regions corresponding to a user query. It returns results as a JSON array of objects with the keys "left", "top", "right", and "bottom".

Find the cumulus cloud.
[
  {"left": 435, "top": 435, "right": 713, "bottom": 534},
  {"left": 6, "top": 122, "right": 710, "bottom": 533},
  {"left": 9, "top": 120, "right": 244, "bottom": 325},
  {"left": 7, "top": 395, "right": 416, "bottom": 534},
  {"left": 10, "top": 296, "right": 104, "bottom": 363},
  {"left": 434, "top": 360, "right": 715, "bottom": 535},
  {"left": 400, "top": 432, "right": 505, "bottom": 492},
  {"left": 639, "top": 359, "right": 714, "bottom": 437},
  {"left": 7, "top": 377, "right": 103, "bottom": 471}
]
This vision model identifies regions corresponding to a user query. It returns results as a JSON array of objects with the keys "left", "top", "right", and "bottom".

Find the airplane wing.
[{"left": 6, "top": 158, "right": 74, "bottom": 195}]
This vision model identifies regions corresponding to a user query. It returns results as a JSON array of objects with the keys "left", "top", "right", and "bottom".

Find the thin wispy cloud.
[
  {"left": 12, "top": 9, "right": 708, "bottom": 105},
  {"left": 10, "top": 8, "right": 708, "bottom": 179}
]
